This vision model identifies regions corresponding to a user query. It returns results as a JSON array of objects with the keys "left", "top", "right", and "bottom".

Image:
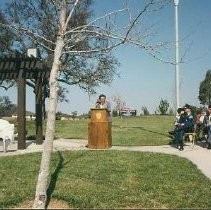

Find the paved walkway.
[{"left": 1, "top": 139, "right": 211, "bottom": 179}]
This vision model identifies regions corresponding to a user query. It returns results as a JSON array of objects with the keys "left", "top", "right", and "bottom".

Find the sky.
[{"left": 1, "top": 0, "right": 211, "bottom": 115}]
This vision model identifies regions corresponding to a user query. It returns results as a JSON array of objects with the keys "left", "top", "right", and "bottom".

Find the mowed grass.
[
  {"left": 1, "top": 151, "right": 211, "bottom": 209},
  {"left": 112, "top": 116, "right": 173, "bottom": 145},
  {"left": 2, "top": 115, "right": 209, "bottom": 208},
  {"left": 26, "top": 115, "right": 174, "bottom": 146}
]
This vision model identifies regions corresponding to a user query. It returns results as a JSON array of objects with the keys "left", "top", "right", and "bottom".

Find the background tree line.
[{"left": 0, "top": 96, "right": 17, "bottom": 118}]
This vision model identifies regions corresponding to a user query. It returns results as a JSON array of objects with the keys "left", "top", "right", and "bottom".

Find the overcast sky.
[{"left": 1, "top": 0, "right": 211, "bottom": 115}]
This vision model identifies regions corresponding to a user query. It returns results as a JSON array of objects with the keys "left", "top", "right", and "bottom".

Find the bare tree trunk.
[{"left": 33, "top": 36, "right": 64, "bottom": 209}]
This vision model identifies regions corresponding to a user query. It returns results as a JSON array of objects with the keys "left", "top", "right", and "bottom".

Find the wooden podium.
[{"left": 88, "top": 108, "right": 112, "bottom": 149}]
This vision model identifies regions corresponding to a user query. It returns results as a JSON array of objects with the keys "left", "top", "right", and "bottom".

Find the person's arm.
[{"left": 95, "top": 99, "right": 101, "bottom": 108}]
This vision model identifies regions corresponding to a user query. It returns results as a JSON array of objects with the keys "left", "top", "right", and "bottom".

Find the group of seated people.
[{"left": 170, "top": 105, "right": 211, "bottom": 151}]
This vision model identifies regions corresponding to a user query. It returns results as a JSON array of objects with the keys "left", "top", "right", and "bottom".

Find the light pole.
[{"left": 174, "top": 0, "right": 180, "bottom": 110}]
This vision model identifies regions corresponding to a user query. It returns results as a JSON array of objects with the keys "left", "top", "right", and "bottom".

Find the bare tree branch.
[{"left": 64, "top": 0, "right": 79, "bottom": 31}]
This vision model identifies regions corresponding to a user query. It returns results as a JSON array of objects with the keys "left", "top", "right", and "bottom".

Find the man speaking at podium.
[
  {"left": 87, "top": 94, "right": 112, "bottom": 149},
  {"left": 95, "top": 94, "right": 111, "bottom": 113}
]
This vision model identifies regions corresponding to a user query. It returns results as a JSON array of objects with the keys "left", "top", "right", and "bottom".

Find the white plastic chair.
[{"left": 0, "top": 120, "right": 15, "bottom": 152}]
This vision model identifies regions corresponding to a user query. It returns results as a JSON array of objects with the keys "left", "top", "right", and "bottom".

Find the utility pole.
[{"left": 174, "top": 0, "right": 180, "bottom": 110}]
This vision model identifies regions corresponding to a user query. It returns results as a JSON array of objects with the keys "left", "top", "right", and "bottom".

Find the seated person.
[
  {"left": 183, "top": 106, "right": 195, "bottom": 133},
  {"left": 169, "top": 108, "right": 183, "bottom": 144},
  {"left": 202, "top": 105, "right": 211, "bottom": 149},
  {"left": 171, "top": 106, "right": 195, "bottom": 150},
  {"left": 194, "top": 109, "right": 205, "bottom": 141},
  {"left": 173, "top": 107, "right": 186, "bottom": 150}
]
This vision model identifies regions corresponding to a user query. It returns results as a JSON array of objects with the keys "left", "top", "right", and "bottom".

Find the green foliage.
[
  {"left": 56, "top": 112, "right": 62, "bottom": 120},
  {"left": 0, "top": 96, "right": 17, "bottom": 117},
  {"left": 0, "top": 12, "right": 13, "bottom": 54},
  {"left": 141, "top": 106, "right": 150, "bottom": 115},
  {"left": 71, "top": 111, "right": 78, "bottom": 117},
  {"left": 112, "top": 110, "right": 118, "bottom": 117},
  {"left": 1, "top": 151, "right": 211, "bottom": 209},
  {"left": 158, "top": 98, "right": 169, "bottom": 115},
  {"left": 168, "top": 107, "right": 175, "bottom": 116},
  {"left": 198, "top": 70, "right": 211, "bottom": 105}
]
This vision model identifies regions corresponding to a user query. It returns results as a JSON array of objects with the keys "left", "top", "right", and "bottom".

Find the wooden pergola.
[{"left": 0, "top": 53, "right": 50, "bottom": 149}]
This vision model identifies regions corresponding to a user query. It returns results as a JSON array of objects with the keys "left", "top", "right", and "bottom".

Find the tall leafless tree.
[
  {"left": 1, "top": 0, "right": 170, "bottom": 208},
  {"left": 112, "top": 95, "right": 126, "bottom": 115}
]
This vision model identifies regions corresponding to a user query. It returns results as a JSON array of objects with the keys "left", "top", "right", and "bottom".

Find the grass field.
[
  {"left": 1, "top": 115, "right": 211, "bottom": 208},
  {"left": 26, "top": 115, "right": 174, "bottom": 146}
]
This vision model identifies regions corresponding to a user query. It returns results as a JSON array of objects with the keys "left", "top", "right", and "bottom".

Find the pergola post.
[
  {"left": 17, "top": 69, "right": 26, "bottom": 150},
  {"left": 0, "top": 52, "right": 50, "bottom": 150}
]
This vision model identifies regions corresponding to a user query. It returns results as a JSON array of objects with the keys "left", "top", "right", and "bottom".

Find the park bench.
[{"left": 0, "top": 119, "right": 15, "bottom": 152}]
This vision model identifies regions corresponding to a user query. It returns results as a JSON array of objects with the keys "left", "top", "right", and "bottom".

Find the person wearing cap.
[
  {"left": 174, "top": 106, "right": 195, "bottom": 151},
  {"left": 202, "top": 105, "right": 211, "bottom": 149},
  {"left": 175, "top": 108, "right": 184, "bottom": 125}
]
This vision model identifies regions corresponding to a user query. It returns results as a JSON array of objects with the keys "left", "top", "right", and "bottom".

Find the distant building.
[
  {"left": 56, "top": 112, "right": 78, "bottom": 120},
  {"left": 12, "top": 111, "right": 35, "bottom": 120},
  {"left": 120, "top": 108, "right": 137, "bottom": 116}
]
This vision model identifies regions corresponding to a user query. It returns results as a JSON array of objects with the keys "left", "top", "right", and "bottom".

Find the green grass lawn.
[
  {"left": 26, "top": 115, "right": 174, "bottom": 146},
  {"left": 2, "top": 115, "right": 209, "bottom": 208},
  {"left": 0, "top": 150, "right": 211, "bottom": 209},
  {"left": 112, "top": 116, "right": 173, "bottom": 145}
]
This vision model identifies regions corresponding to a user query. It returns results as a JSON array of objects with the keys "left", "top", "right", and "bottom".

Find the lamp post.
[{"left": 174, "top": 0, "right": 180, "bottom": 110}]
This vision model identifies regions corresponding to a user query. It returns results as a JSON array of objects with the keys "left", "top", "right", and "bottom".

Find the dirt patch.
[{"left": 14, "top": 198, "right": 70, "bottom": 209}]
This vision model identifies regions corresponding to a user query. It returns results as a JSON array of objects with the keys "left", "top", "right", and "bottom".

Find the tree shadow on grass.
[
  {"left": 46, "top": 151, "right": 64, "bottom": 208},
  {"left": 125, "top": 126, "right": 170, "bottom": 138},
  {"left": 45, "top": 151, "right": 88, "bottom": 208}
]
